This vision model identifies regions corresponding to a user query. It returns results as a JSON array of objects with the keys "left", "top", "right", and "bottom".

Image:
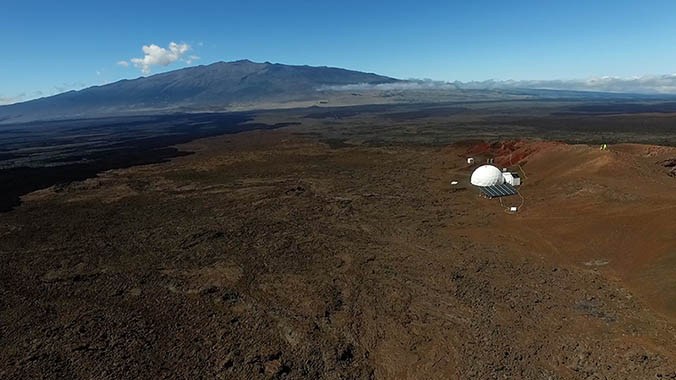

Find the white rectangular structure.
[
  {"left": 466, "top": 157, "right": 475, "bottom": 164},
  {"left": 502, "top": 172, "right": 521, "bottom": 186}
]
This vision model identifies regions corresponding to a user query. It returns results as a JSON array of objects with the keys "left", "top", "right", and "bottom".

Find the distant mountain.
[{"left": 0, "top": 60, "right": 399, "bottom": 123}]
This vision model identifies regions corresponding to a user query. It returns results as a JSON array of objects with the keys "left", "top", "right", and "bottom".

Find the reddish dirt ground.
[{"left": 445, "top": 142, "right": 676, "bottom": 316}]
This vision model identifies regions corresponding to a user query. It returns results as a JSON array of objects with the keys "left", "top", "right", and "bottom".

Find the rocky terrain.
[{"left": 1, "top": 126, "right": 674, "bottom": 379}]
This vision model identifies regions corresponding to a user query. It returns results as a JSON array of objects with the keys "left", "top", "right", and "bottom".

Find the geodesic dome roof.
[{"left": 470, "top": 165, "right": 505, "bottom": 187}]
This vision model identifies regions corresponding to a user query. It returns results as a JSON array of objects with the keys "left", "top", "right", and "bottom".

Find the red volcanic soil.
[
  {"left": 462, "top": 140, "right": 564, "bottom": 167},
  {"left": 448, "top": 141, "right": 676, "bottom": 316}
]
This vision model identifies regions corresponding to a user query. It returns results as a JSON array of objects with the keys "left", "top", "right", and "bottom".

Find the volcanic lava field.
[{"left": 1, "top": 101, "right": 675, "bottom": 379}]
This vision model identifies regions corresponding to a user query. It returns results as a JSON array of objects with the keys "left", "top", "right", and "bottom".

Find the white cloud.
[
  {"left": 325, "top": 75, "right": 676, "bottom": 94},
  {"left": 455, "top": 74, "right": 676, "bottom": 94},
  {"left": 129, "top": 42, "right": 191, "bottom": 74},
  {"left": 186, "top": 55, "right": 200, "bottom": 65},
  {"left": 320, "top": 79, "right": 458, "bottom": 92},
  {"left": 116, "top": 60, "right": 129, "bottom": 67}
]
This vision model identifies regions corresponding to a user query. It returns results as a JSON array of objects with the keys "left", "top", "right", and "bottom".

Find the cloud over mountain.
[
  {"left": 326, "top": 75, "right": 676, "bottom": 94},
  {"left": 456, "top": 74, "right": 676, "bottom": 94},
  {"left": 126, "top": 42, "right": 192, "bottom": 74},
  {"left": 319, "top": 79, "right": 458, "bottom": 91}
]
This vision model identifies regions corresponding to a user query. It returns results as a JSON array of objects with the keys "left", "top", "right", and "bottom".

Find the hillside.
[{"left": 0, "top": 60, "right": 399, "bottom": 123}]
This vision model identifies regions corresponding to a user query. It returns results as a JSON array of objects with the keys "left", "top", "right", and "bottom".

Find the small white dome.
[{"left": 470, "top": 165, "right": 505, "bottom": 186}]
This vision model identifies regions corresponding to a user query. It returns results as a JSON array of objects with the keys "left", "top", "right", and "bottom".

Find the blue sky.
[{"left": 2, "top": 0, "right": 676, "bottom": 103}]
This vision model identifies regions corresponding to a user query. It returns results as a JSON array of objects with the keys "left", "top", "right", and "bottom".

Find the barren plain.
[{"left": 1, "top": 101, "right": 675, "bottom": 379}]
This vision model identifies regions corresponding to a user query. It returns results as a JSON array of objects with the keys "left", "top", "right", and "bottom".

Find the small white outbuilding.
[
  {"left": 501, "top": 172, "right": 521, "bottom": 186},
  {"left": 470, "top": 165, "right": 505, "bottom": 187},
  {"left": 466, "top": 157, "right": 475, "bottom": 164}
]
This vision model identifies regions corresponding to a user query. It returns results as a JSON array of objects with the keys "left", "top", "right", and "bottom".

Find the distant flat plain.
[{"left": 2, "top": 99, "right": 675, "bottom": 212}]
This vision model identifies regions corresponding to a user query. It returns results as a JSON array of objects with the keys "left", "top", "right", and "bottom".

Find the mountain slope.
[{"left": 0, "top": 60, "right": 399, "bottom": 123}]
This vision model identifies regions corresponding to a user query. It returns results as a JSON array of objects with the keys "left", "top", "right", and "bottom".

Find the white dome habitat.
[{"left": 470, "top": 165, "right": 505, "bottom": 187}]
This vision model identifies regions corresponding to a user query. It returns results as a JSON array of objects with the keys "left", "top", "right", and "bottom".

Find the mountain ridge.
[
  {"left": 0, "top": 60, "right": 400, "bottom": 123},
  {"left": 4, "top": 60, "right": 676, "bottom": 125}
]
